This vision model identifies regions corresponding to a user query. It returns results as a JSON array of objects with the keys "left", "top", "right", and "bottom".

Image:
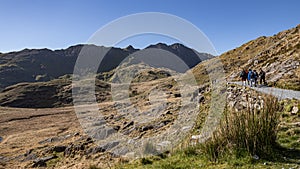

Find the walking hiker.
[
  {"left": 247, "top": 69, "right": 252, "bottom": 86},
  {"left": 239, "top": 69, "right": 248, "bottom": 86},
  {"left": 253, "top": 70, "right": 258, "bottom": 87},
  {"left": 245, "top": 69, "right": 249, "bottom": 85},
  {"left": 259, "top": 68, "right": 266, "bottom": 85}
]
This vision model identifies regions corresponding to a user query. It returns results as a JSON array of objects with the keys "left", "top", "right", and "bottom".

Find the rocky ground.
[
  {"left": 0, "top": 71, "right": 202, "bottom": 168},
  {"left": 0, "top": 78, "right": 299, "bottom": 168}
]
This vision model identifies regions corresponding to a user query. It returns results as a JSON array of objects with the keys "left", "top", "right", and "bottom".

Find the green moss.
[{"left": 46, "top": 152, "right": 63, "bottom": 168}]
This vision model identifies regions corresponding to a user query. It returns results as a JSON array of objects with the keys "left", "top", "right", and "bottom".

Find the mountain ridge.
[{"left": 0, "top": 43, "right": 213, "bottom": 90}]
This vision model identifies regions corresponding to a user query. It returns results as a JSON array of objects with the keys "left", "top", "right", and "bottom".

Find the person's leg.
[{"left": 260, "top": 78, "right": 262, "bottom": 85}]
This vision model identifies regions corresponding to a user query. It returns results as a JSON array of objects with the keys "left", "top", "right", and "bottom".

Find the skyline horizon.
[
  {"left": 1, "top": 22, "right": 298, "bottom": 55},
  {"left": 1, "top": 1, "right": 300, "bottom": 54}
]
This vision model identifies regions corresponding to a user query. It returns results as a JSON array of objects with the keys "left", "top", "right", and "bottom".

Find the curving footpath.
[{"left": 229, "top": 81, "right": 300, "bottom": 100}]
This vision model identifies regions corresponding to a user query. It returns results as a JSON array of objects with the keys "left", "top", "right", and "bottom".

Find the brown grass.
[{"left": 200, "top": 95, "right": 281, "bottom": 161}]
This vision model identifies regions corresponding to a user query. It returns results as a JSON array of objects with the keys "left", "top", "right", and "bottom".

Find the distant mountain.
[
  {"left": 0, "top": 43, "right": 212, "bottom": 91},
  {"left": 146, "top": 43, "right": 213, "bottom": 68}
]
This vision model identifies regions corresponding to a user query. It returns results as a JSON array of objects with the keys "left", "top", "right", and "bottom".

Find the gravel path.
[{"left": 230, "top": 81, "right": 300, "bottom": 100}]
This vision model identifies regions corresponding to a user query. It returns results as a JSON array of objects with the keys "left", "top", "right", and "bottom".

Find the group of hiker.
[{"left": 239, "top": 68, "right": 266, "bottom": 87}]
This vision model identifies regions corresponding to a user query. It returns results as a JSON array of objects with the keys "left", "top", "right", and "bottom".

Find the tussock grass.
[{"left": 200, "top": 95, "right": 281, "bottom": 161}]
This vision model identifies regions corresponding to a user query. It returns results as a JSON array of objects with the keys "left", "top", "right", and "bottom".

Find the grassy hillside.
[{"left": 193, "top": 24, "right": 300, "bottom": 90}]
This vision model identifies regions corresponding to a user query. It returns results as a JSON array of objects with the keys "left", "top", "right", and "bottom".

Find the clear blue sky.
[{"left": 0, "top": 0, "right": 299, "bottom": 54}]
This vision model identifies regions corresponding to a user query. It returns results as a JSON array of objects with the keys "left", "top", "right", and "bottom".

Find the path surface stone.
[{"left": 230, "top": 82, "right": 300, "bottom": 100}]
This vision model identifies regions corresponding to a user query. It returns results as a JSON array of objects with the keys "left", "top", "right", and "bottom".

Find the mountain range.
[
  {"left": 0, "top": 24, "right": 299, "bottom": 108},
  {"left": 0, "top": 43, "right": 212, "bottom": 91}
]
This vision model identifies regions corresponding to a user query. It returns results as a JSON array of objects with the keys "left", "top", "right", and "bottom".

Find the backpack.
[
  {"left": 252, "top": 72, "right": 258, "bottom": 79},
  {"left": 260, "top": 71, "right": 265, "bottom": 77},
  {"left": 251, "top": 72, "right": 255, "bottom": 79},
  {"left": 240, "top": 71, "right": 245, "bottom": 78}
]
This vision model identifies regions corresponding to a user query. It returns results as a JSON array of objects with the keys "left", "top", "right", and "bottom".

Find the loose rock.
[
  {"left": 52, "top": 145, "right": 67, "bottom": 153},
  {"left": 291, "top": 106, "right": 299, "bottom": 115}
]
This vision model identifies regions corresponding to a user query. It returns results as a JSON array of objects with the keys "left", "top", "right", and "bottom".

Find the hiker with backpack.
[
  {"left": 239, "top": 69, "right": 248, "bottom": 86},
  {"left": 247, "top": 69, "right": 253, "bottom": 86},
  {"left": 252, "top": 70, "right": 258, "bottom": 87},
  {"left": 259, "top": 68, "right": 266, "bottom": 85}
]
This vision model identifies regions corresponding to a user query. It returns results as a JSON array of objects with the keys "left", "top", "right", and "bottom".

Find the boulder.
[
  {"left": 86, "top": 141, "right": 119, "bottom": 155},
  {"left": 86, "top": 146, "right": 105, "bottom": 155},
  {"left": 100, "top": 141, "right": 119, "bottom": 151},
  {"left": 23, "top": 153, "right": 38, "bottom": 162},
  {"left": 64, "top": 145, "right": 73, "bottom": 156},
  {"left": 89, "top": 127, "right": 116, "bottom": 140},
  {"left": 291, "top": 106, "right": 299, "bottom": 115},
  {"left": 198, "top": 95, "right": 205, "bottom": 103},
  {"left": 123, "top": 121, "right": 134, "bottom": 130},
  {"left": 174, "top": 93, "right": 181, "bottom": 98},
  {"left": 141, "top": 125, "right": 154, "bottom": 132},
  {"left": 52, "top": 145, "right": 67, "bottom": 153}
]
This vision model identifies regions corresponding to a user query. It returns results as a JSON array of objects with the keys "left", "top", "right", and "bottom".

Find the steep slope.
[{"left": 193, "top": 24, "right": 300, "bottom": 90}]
